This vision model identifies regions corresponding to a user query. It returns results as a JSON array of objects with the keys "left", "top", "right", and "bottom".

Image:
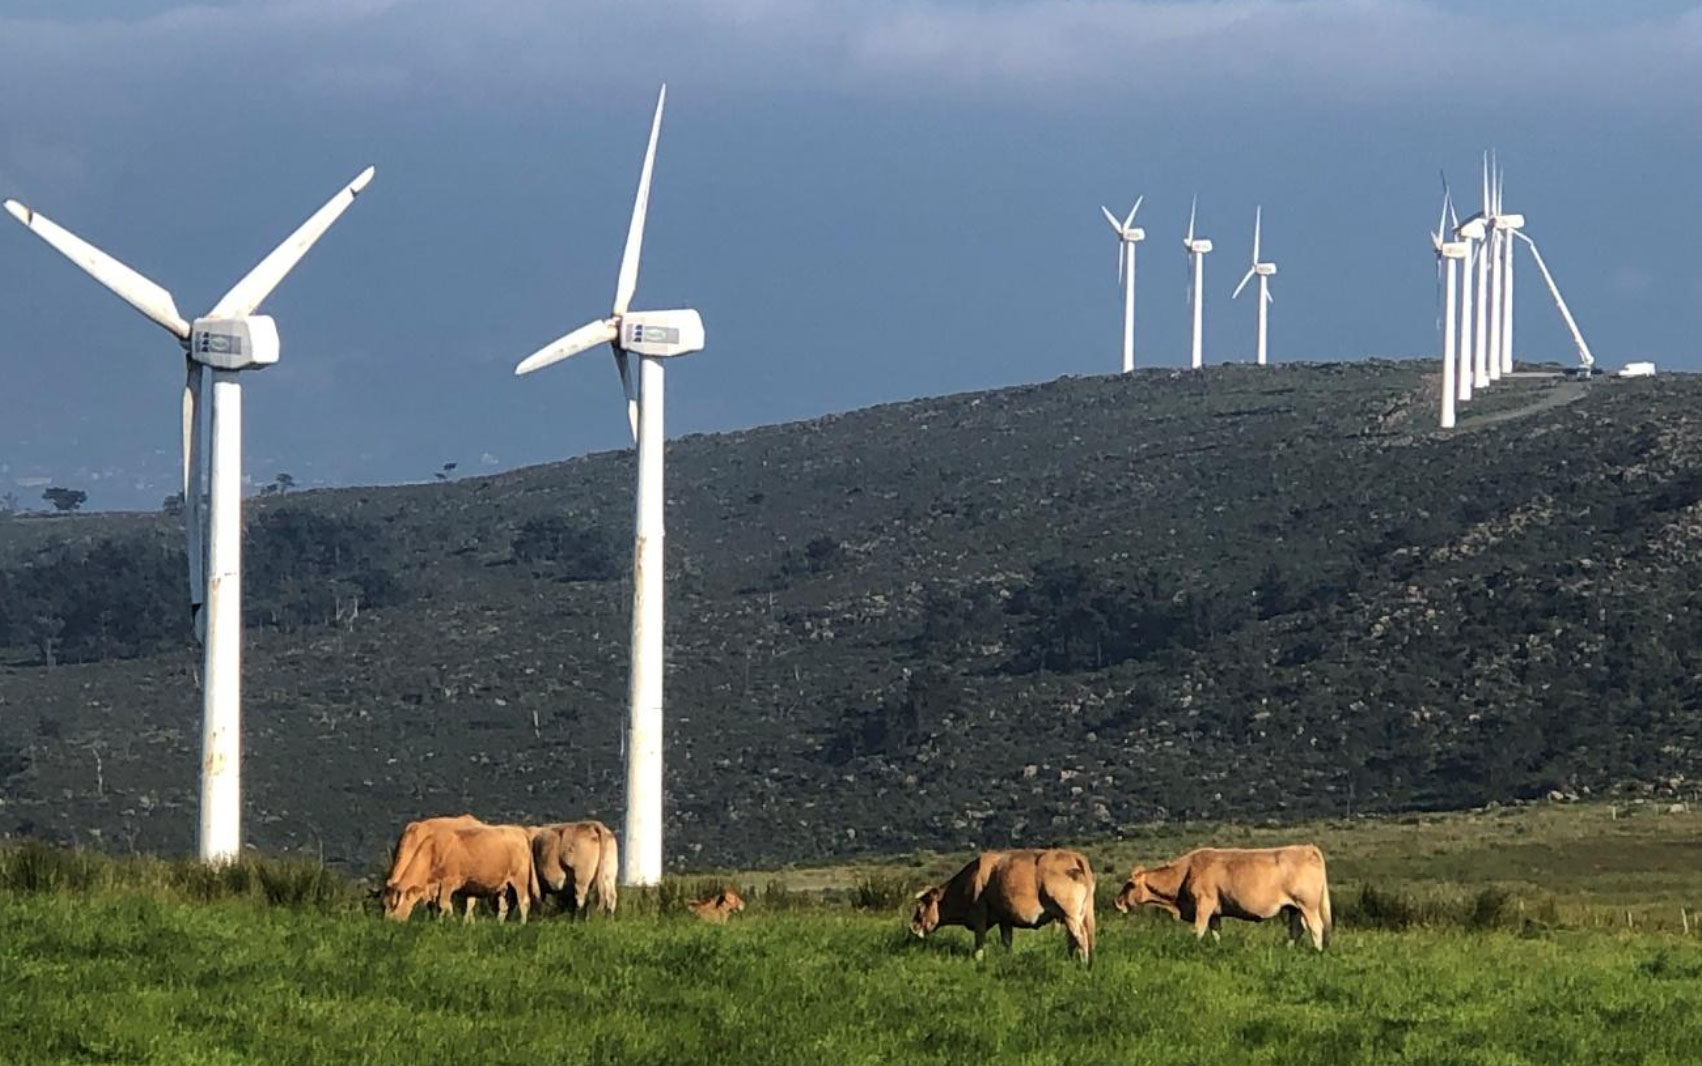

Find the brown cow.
[
  {"left": 384, "top": 823, "right": 540, "bottom": 923},
  {"left": 382, "top": 814, "right": 482, "bottom": 917},
  {"left": 687, "top": 887, "right": 746, "bottom": 924},
  {"left": 1115, "top": 844, "right": 1332, "bottom": 950},
  {"left": 528, "top": 820, "right": 619, "bottom": 917},
  {"left": 910, "top": 849, "right": 1096, "bottom": 962}
]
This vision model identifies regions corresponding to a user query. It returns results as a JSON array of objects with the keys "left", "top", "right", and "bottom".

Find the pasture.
[{"left": 3, "top": 803, "right": 1702, "bottom": 1065}]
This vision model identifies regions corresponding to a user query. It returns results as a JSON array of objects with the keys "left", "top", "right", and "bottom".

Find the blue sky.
[{"left": 2, "top": 0, "right": 1699, "bottom": 509}]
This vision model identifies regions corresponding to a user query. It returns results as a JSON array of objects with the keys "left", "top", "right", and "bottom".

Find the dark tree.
[{"left": 42, "top": 487, "right": 86, "bottom": 513}]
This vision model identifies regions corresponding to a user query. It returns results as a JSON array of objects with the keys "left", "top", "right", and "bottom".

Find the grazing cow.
[
  {"left": 528, "top": 820, "right": 619, "bottom": 917},
  {"left": 687, "top": 887, "right": 746, "bottom": 924},
  {"left": 1114, "top": 844, "right": 1332, "bottom": 950},
  {"left": 384, "top": 823, "right": 540, "bottom": 923},
  {"left": 910, "top": 849, "right": 1096, "bottom": 962},
  {"left": 383, "top": 814, "right": 482, "bottom": 916}
]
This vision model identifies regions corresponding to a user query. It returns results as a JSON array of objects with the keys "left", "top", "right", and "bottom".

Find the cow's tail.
[
  {"left": 527, "top": 843, "right": 543, "bottom": 909},
  {"left": 1317, "top": 848, "right": 1334, "bottom": 948},
  {"left": 596, "top": 824, "right": 619, "bottom": 916},
  {"left": 1072, "top": 853, "right": 1096, "bottom": 964}
]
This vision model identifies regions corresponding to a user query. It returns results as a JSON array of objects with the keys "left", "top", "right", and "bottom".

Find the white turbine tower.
[
  {"left": 512, "top": 85, "right": 704, "bottom": 888},
  {"left": 1100, "top": 197, "right": 1145, "bottom": 373},
  {"left": 1444, "top": 178, "right": 1478, "bottom": 405},
  {"left": 1493, "top": 166, "right": 1523, "bottom": 375},
  {"left": 1471, "top": 154, "right": 1493, "bottom": 390},
  {"left": 1431, "top": 190, "right": 1467, "bottom": 429},
  {"left": 1231, "top": 205, "right": 1276, "bottom": 366},
  {"left": 1483, "top": 154, "right": 1504, "bottom": 385},
  {"left": 5, "top": 167, "right": 376, "bottom": 863},
  {"left": 1182, "top": 196, "right": 1212, "bottom": 370}
]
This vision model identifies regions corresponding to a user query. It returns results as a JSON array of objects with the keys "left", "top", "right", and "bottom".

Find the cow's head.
[
  {"left": 1114, "top": 866, "right": 1153, "bottom": 913},
  {"left": 383, "top": 880, "right": 430, "bottom": 922},
  {"left": 716, "top": 888, "right": 746, "bottom": 915},
  {"left": 909, "top": 886, "right": 944, "bottom": 938}
]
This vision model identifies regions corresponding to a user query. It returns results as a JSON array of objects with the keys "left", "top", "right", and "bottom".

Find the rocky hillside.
[{"left": 2, "top": 361, "right": 1700, "bottom": 872}]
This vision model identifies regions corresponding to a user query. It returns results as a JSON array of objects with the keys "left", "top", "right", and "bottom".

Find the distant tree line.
[{"left": 0, "top": 508, "right": 412, "bottom": 665}]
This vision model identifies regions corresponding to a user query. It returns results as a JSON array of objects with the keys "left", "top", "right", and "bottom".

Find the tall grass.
[
  {"left": 0, "top": 840, "right": 359, "bottom": 910},
  {"left": 3, "top": 892, "right": 1700, "bottom": 1066}
]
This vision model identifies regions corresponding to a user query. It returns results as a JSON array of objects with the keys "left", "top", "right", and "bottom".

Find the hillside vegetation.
[{"left": 2, "top": 361, "right": 1702, "bottom": 869}]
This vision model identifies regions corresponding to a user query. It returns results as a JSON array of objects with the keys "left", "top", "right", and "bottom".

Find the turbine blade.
[
  {"left": 1117, "top": 238, "right": 1124, "bottom": 287},
  {"left": 514, "top": 318, "right": 620, "bottom": 375},
  {"left": 1265, "top": 285, "right": 1274, "bottom": 305},
  {"left": 1252, "top": 205, "right": 1262, "bottom": 264},
  {"left": 1123, "top": 195, "right": 1143, "bottom": 229},
  {"left": 209, "top": 165, "right": 376, "bottom": 318},
  {"left": 1233, "top": 267, "right": 1255, "bottom": 300},
  {"left": 4, "top": 199, "right": 190, "bottom": 338},
  {"left": 1187, "top": 195, "right": 1197, "bottom": 243},
  {"left": 182, "top": 358, "right": 205, "bottom": 619},
  {"left": 614, "top": 347, "right": 638, "bottom": 442},
  {"left": 1482, "top": 151, "right": 1491, "bottom": 217},
  {"left": 1101, "top": 205, "right": 1122, "bottom": 234},
  {"left": 613, "top": 85, "right": 666, "bottom": 318}
]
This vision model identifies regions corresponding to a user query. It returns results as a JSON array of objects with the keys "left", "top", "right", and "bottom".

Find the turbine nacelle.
[
  {"left": 623, "top": 309, "right": 705, "bottom": 358},
  {"left": 1457, "top": 218, "right": 1488, "bottom": 241},
  {"left": 1440, "top": 241, "right": 1469, "bottom": 259},
  {"left": 1494, "top": 213, "right": 1525, "bottom": 230},
  {"left": 1185, "top": 238, "right": 1213, "bottom": 254},
  {"left": 1254, "top": 263, "right": 1277, "bottom": 277},
  {"left": 189, "top": 316, "right": 280, "bottom": 371}
]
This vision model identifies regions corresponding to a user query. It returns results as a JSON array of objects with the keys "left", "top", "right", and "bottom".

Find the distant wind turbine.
[
  {"left": 1431, "top": 189, "right": 1467, "bottom": 429},
  {"left": 1182, "top": 196, "right": 1213, "bottom": 370},
  {"left": 1100, "top": 197, "right": 1145, "bottom": 373},
  {"left": 511, "top": 85, "right": 704, "bottom": 887},
  {"left": 1493, "top": 165, "right": 1524, "bottom": 376},
  {"left": 1440, "top": 172, "right": 1475, "bottom": 405},
  {"left": 5, "top": 167, "right": 376, "bottom": 863},
  {"left": 1232, "top": 205, "right": 1276, "bottom": 366}
]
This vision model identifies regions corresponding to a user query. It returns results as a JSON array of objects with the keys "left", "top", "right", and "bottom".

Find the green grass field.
[{"left": 4, "top": 803, "right": 1702, "bottom": 1065}]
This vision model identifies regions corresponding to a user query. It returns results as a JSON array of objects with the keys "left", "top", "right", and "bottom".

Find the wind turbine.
[
  {"left": 511, "top": 85, "right": 704, "bottom": 888},
  {"left": 1470, "top": 153, "right": 1493, "bottom": 390},
  {"left": 1100, "top": 197, "right": 1145, "bottom": 373},
  {"left": 1431, "top": 190, "right": 1467, "bottom": 429},
  {"left": 1493, "top": 165, "right": 1524, "bottom": 375},
  {"left": 1441, "top": 173, "right": 1475, "bottom": 405},
  {"left": 4, "top": 166, "right": 376, "bottom": 863},
  {"left": 1182, "top": 196, "right": 1212, "bottom": 370},
  {"left": 1232, "top": 205, "right": 1276, "bottom": 366},
  {"left": 1483, "top": 153, "right": 1504, "bottom": 384}
]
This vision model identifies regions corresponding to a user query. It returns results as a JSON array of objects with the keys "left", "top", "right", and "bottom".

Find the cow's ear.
[
  {"left": 914, "top": 886, "right": 935, "bottom": 901},
  {"left": 1130, "top": 866, "right": 1145, "bottom": 878}
]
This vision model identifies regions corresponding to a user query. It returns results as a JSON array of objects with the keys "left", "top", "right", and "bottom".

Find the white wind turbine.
[
  {"left": 1493, "top": 165, "right": 1524, "bottom": 376},
  {"left": 1231, "top": 205, "right": 1276, "bottom": 366},
  {"left": 1470, "top": 153, "right": 1493, "bottom": 390},
  {"left": 1482, "top": 154, "right": 1504, "bottom": 385},
  {"left": 1441, "top": 174, "right": 1477, "bottom": 405},
  {"left": 1182, "top": 196, "right": 1213, "bottom": 370},
  {"left": 512, "top": 85, "right": 704, "bottom": 888},
  {"left": 5, "top": 167, "right": 376, "bottom": 863},
  {"left": 1431, "top": 190, "right": 1468, "bottom": 429},
  {"left": 1100, "top": 197, "right": 1145, "bottom": 373}
]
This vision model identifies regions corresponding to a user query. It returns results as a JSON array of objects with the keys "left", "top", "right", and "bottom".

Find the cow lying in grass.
[
  {"left": 910, "top": 849, "right": 1095, "bottom": 962},
  {"left": 1115, "top": 844, "right": 1332, "bottom": 950},
  {"left": 687, "top": 887, "right": 746, "bottom": 924}
]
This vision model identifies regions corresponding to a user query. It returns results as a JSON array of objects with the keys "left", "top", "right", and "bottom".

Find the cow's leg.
[
  {"left": 515, "top": 883, "right": 530, "bottom": 925},
  {"left": 463, "top": 896, "right": 478, "bottom": 924},
  {"left": 496, "top": 890, "right": 509, "bottom": 923},
  {"left": 1208, "top": 914, "right": 1223, "bottom": 943},
  {"left": 1286, "top": 906, "right": 1304, "bottom": 947},
  {"left": 1191, "top": 896, "right": 1217, "bottom": 941},
  {"left": 1062, "top": 912, "right": 1091, "bottom": 963},
  {"left": 999, "top": 924, "right": 1014, "bottom": 951},
  {"left": 972, "top": 921, "right": 988, "bottom": 961},
  {"left": 1301, "top": 905, "right": 1325, "bottom": 951}
]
